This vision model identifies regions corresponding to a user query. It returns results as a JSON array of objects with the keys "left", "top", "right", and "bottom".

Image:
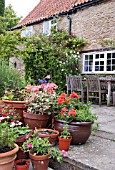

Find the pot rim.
[{"left": 0, "top": 143, "right": 19, "bottom": 158}]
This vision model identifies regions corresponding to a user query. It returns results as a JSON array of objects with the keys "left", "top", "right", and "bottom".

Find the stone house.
[{"left": 13, "top": 0, "right": 115, "bottom": 75}]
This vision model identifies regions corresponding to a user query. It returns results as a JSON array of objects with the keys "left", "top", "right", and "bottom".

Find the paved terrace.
[
  {"left": 49, "top": 105, "right": 115, "bottom": 170},
  {"left": 21, "top": 105, "right": 115, "bottom": 170}
]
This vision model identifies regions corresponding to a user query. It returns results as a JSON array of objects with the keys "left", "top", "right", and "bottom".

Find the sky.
[{"left": 5, "top": 0, "right": 40, "bottom": 18}]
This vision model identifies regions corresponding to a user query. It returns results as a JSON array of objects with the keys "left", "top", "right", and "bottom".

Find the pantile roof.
[{"left": 13, "top": 0, "right": 97, "bottom": 29}]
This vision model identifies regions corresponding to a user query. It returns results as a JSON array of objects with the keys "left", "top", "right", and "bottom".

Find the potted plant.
[
  {"left": 58, "top": 124, "right": 72, "bottom": 151},
  {"left": 23, "top": 77, "right": 58, "bottom": 129},
  {"left": 21, "top": 130, "right": 63, "bottom": 170},
  {"left": 1, "top": 88, "right": 27, "bottom": 123},
  {"left": 0, "top": 122, "right": 19, "bottom": 170},
  {"left": 14, "top": 159, "right": 30, "bottom": 170},
  {"left": 53, "top": 92, "right": 97, "bottom": 145},
  {"left": 12, "top": 125, "right": 32, "bottom": 159},
  {"left": 36, "top": 128, "right": 59, "bottom": 146}
]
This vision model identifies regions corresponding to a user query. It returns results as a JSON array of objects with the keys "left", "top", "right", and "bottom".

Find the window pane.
[
  {"left": 100, "top": 61, "right": 104, "bottom": 65},
  {"left": 95, "top": 66, "right": 99, "bottom": 71},
  {"left": 112, "top": 53, "right": 115, "bottom": 58},
  {"left": 100, "top": 54, "right": 104, "bottom": 58},
  {"left": 107, "top": 66, "right": 111, "bottom": 71},
  {"left": 107, "top": 53, "right": 111, "bottom": 59},
  {"left": 89, "top": 55, "right": 93, "bottom": 60},
  {"left": 85, "top": 55, "right": 88, "bottom": 60},
  {"left": 95, "top": 54, "right": 99, "bottom": 59},
  {"left": 95, "top": 61, "right": 99, "bottom": 65},
  {"left": 112, "top": 60, "right": 115, "bottom": 64},
  {"left": 100, "top": 66, "right": 104, "bottom": 71},
  {"left": 107, "top": 60, "right": 111, "bottom": 65}
]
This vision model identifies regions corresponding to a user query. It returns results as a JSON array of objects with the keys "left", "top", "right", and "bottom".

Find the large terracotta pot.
[
  {"left": 23, "top": 111, "right": 51, "bottom": 130},
  {"left": 54, "top": 118, "right": 93, "bottom": 145},
  {"left": 16, "top": 135, "right": 29, "bottom": 160},
  {"left": 29, "top": 151, "right": 50, "bottom": 170},
  {"left": 37, "top": 128, "right": 59, "bottom": 146},
  {"left": 14, "top": 159, "right": 30, "bottom": 170},
  {"left": 0, "top": 143, "right": 19, "bottom": 170},
  {"left": 2, "top": 100, "right": 27, "bottom": 124},
  {"left": 58, "top": 136, "right": 72, "bottom": 151}
]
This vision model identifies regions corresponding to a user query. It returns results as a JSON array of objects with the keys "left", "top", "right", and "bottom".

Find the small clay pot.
[{"left": 14, "top": 159, "right": 30, "bottom": 170}]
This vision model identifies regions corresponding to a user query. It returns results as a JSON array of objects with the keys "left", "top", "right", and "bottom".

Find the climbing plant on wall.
[{"left": 22, "top": 30, "right": 86, "bottom": 90}]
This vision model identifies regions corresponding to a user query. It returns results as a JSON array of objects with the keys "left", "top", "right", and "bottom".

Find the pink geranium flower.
[
  {"left": 27, "top": 143, "right": 32, "bottom": 148},
  {"left": 62, "top": 150, "right": 67, "bottom": 157}
]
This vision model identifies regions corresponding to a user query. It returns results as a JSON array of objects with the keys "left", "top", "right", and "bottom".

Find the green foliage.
[
  {"left": 11, "top": 125, "right": 31, "bottom": 136},
  {"left": 0, "top": 60, "right": 26, "bottom": 97},
  {"left": 0, "top": 30, "right": 23, "bottom": 62},
  {"left": 22, "top": 30, "right": 86, "bottom": 90},
  {"left": 60, "top": 124, "right": 71, "bottom": 139},
  {"left": 3, "top": 4, "right": 22, "bottom": 30},
  {"left": 0, "top": 122, "right": 18, "bottom": 150},
  {"left": 0, "top": 0, "right": 5, "bottom": 16},
  {"left": 22, "top": 130, "right": 63, "bottom": 163}
]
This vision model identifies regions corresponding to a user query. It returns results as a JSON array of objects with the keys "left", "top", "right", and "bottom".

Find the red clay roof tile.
[{"left": 14, "top": 0, "right": 93, "bottom": 29}]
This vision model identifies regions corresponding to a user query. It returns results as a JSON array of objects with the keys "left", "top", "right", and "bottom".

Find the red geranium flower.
[
  {"left": 60, "top": 107, "right": 67, "bottom": 114},
  {"left": 68, "top": 109, "right": 77, "bottom": 116},
  {"left": 69, "top": 92, "right": 79, "bottom": 99}
]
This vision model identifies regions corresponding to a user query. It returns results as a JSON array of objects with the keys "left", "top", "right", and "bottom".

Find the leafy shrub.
[
  {"left": 0, "top": 60, "right": 26, "bottom": 97},
  {"left": 23, "top": 30, "right": 86, "bottom": 91}
]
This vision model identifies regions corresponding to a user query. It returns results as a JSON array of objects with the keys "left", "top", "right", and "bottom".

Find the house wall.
[
  {"left": 58, "top": 0, "right": 115, "bottom": 51},
  {"left": 32, "top": 0, "right": 115, "bottom": 51}
]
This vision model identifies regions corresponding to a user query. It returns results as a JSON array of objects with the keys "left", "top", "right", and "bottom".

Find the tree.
[
  {"left": 3, "top": 4, "right": 22, "bottom": 30},
  {"left": 0, "top": 0, "right": 5, "bottom": 16}
]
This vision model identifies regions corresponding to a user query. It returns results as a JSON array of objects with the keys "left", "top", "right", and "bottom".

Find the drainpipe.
[{"left": 67, "top": 15, "right": 72, "bottom": 35}]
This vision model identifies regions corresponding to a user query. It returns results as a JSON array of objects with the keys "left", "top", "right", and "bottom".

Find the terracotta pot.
[
  {"left": 58, "top": 136, "right": 72, "bottom": 151},
  {"left": 0, "top": 143, "right": 19, "bottom": 170},
  {"left": 29, "top": 151, "right": 50, "bottom": 170},
  {"left": 2, "top": 100, "right": 27, "bottom": 124},
  {"left": 54, "top": 118, "right": 93, "bottom": 145},
  {"left": 37, "top": 128, "right": 59, "bottom": 146},
  {"left": 23, "top": 111, "right": 51, "bottom": 130},
  {"left": 14, "top": 159, "right": 30, "bottom": 170},
  {"left": 16, "top": 135, "right": 29, "bottom": 160}
]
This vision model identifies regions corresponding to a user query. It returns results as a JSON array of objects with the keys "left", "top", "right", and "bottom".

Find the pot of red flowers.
[
  {"left": 53, "top": 92, "right": 97, "bottom": 145},
  {"left": 2, "top": 88, "right": 27, "bottom": 124},
  {"left": 14, "top": 159, "right": 30, "bottom": 170},
  {"left": 21, "top": 130, "right": 63, "bottom": 170},
  {"left": 23, "top": 76, "right": 58, "bottom": 129},
  {"left": 58, "top": 124, "right": 72, "bottom": 151}
]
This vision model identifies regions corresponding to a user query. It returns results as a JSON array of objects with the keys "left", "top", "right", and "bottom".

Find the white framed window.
[
  {"left": 82, "top": 50, "right": 115, "bottom": 73},
  {"left": 21, "top": 26, "right": 33, "bottom": 37},
  {"left": 43, "top": 19, "right": 57, "bottom": 35}
]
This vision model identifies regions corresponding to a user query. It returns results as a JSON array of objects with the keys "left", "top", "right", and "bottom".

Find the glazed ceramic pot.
[
  {"left": 23, "top": 111, "right": 51, "bottom": 130},
  {"left": 0, "top": 143, "right": 19, "bottom": 170},
  {"left": 54, "top": 118, "right": 93, "bottom": 145},
  {"left": 29, "top": 151, "right": 50, "bottom": 170}
]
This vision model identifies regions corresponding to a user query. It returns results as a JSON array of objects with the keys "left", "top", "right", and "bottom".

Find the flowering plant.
[
  {"left": 24, "top": 75, "right": 58, "bottom": 115},
  {"left": 54, "top": 92, "right": 97, "bottom": 122},
  {"left": 0, "top": 105, "right": 22, "bottom": 125},
  {"left": 21, "top": 130, "right": 64, "bottom": 163}
]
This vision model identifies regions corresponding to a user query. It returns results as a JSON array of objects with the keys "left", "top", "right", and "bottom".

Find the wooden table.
[{"left": 100, "top": 77, "right": 115, "bottom": 106}]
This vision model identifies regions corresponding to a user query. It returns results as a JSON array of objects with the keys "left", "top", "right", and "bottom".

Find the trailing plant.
[{"left": 22, "top": 30, "right": 86, "bottom": 90}]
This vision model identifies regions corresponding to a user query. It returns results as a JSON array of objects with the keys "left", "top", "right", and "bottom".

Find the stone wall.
[{"left": 32, "top": 0, "right": 115, "bottom": 51}]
